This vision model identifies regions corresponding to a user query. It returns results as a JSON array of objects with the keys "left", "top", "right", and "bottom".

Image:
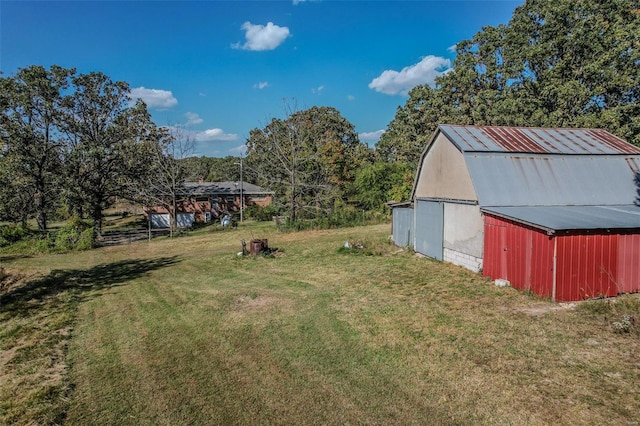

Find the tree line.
[
  {"left": 0, "top": 66, "right": 189, "bottom": 241},
  {"left": 377, "top": 0, "right": 640, "bottom": 168},
  {"left": 0, "top": 66, "right": 247, "bottom": 241},
  {"left": 246, "top": 0, "right": 639, "bottom": 219},
  {"left": 1, "top": 0, "right": 638, "bottom": 242}
]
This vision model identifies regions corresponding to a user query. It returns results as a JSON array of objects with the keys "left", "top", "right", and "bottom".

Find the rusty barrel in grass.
[{"left": 250, "top": 239, "right": 268, "bottom": 255}]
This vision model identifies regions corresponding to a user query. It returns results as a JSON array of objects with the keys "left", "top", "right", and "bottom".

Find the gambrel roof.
[
  {"left": 413, "top": 125, "right": 640, "bottom": 231},
  {"left": 438, "top": 124, "right": 640, "bottom": 155}
]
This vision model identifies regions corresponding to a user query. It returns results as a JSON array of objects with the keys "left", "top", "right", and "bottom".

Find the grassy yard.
[{"left": 1, "top": 222, "right": 639, "bottom": 425}]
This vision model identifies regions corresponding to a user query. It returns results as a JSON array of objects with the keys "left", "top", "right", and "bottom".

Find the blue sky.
[{"left": 1, "top": 0, "right": 522, "bottom": 157}]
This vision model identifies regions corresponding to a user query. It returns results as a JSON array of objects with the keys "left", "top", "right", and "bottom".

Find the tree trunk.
[
  {"left": 290, "top": 169, "right": 296, "bottom": 222},
  {"left": 91, "top": 205, "right": 103, "bottom": 246},
  {"left": 34, "top": 191, "right": 47, "bottom": 231}
]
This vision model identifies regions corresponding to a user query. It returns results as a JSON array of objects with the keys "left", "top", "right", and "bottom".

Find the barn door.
[
  {"left": 415, "top": 200, "right": 444, "bottom": 261},
  {"left": 392, "top": 207, "right": 414, "bottom": 247}
]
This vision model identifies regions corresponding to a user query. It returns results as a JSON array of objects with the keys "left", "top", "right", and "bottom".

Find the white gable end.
[{"left": 413, "top": 132, "right": 477, "bottom": 201}]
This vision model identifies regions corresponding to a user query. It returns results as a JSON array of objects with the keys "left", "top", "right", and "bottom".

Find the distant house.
[
  {"left": 145, "top": 180, "right": 273, "bottom": 228},
  {"left": 392, "top": 124, "right": 640, "bottom": 302}
]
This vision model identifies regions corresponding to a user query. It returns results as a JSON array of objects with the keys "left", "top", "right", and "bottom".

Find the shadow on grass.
[
  {"left": 0, "top": 256, "right": 181, "bottom": 315},
  {"left": 0, "top": 253, "right": 34, "bottom": 262}
]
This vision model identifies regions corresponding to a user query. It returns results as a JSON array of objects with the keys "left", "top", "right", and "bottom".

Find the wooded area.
[
  {"left": 377, "top": 0, "right": 640, "bottom": 169},
  {"left": 1, "top": 0, "right": 638, "bottom": 245}
]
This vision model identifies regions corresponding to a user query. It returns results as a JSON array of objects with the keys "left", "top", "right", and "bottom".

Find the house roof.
[
  {"left": 482, "top": 205, "right": 640, "bottom": 233},
  {"left": 183, "top": 181, "right": 272, "bottom": 196},
  {"left": 439, "top": 124, "right": 640, "bottom": 155}
]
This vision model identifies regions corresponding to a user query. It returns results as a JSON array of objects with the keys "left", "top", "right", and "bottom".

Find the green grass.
[{"left": 1, "top": 222, "right": 639, "bottom": 425}]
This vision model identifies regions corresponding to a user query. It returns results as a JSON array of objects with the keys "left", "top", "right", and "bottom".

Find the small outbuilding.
[{"left": 393, "top": 124, "right": 640, "bottom": 302}]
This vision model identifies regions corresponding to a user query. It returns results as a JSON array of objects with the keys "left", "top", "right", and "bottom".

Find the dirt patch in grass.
[
  {"left": 236, "top": 294, "right": 278, "bottom": 309},
  {"left": 510, "top": 302, "right": 577, "bottom": 316}
]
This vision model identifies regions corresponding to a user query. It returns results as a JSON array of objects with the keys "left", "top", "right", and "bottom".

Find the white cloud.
[
  {"left": 311, "top": 85, "right": 324, "bottom": 94},
  {"left": 359, "top": 130, "right": 385, "bottom": 142},
  {"left": 368, "top": 55, "right": 452, "bottom": 96},
  {"left": 195, "top": 128, "right": 238, "bottom": 142},
  {"left": 229, "top": 144, "right": 247, "bottom": 156},
  {"left": 347, "top": 95, "right": 355, "bottom": 101},
  {"left": 185, "top": 112, "right": 203, "bottom": 125},
  {"left": 448, "top": 44, "right": 457, "bottom": 53},
  {"left": 232, "top": 21, "right": 290, "bottom": 51},
  {"left": 129, "top": 87, "right": 178, "bottom": 109},
  {"left": 254, "top": 81, "right": 269, "bottom": 89}
]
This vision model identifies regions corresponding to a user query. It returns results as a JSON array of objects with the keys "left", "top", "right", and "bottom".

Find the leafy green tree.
[
  {"left": 0, "top": 65, "right": 73, "bottom": 229},
  {"left": 0, "top": 157, "right": 32, "bottom": 225},
  {"left": 380, "top": 0, "right": 640, "bottom": 158},
  {"left": 375, "top": 85, "right": 444, "bottom": 168},
  {"left": 60, "top": 72, "right": 160, "bottom": 241},
  {"left": 246, "top": 104, "right": 368, "bottom": 221},
  {"left": 355, "top": 161, "right": 413, "bottom": 210},
  {"left": 178, "top": 155, "right": 244, "bottom": 183},
  {"left": 204, "top": 156, "right": 245, "bottom": 182},
  {"left": 507, "top": 0, "right": 640, "bottom": 144}
]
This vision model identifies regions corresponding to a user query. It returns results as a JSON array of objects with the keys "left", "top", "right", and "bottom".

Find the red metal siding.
[
  {"left": 618, "top": 234, "right": 640, "bottom": 294},
  {"left": 529, "top": 229, "right": 555, "bottom": 298},
  {"left": 484, "top": 214, "right": 639, "bottom": 302},
  {"left": 482, "top": 215, "right": 501, "bottom": 280},
  {"left": 483, "top": 215, "right": 554, "bottom": 298},
  {"left": 555, "top": 234, "right": 619, "bottom": 302}
]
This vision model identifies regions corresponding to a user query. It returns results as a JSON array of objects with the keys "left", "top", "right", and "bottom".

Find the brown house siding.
[{"left": 144, "top": 182, "right": 273, "bottom": 224}]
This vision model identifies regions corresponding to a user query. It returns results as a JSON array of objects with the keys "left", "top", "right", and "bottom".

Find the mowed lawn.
[{"left": 1, "top": 222, "right": 639, "bottom": 425}]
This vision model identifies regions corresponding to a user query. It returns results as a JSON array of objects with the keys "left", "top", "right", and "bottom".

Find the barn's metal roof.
[
  {"left": 465, "top": 154, "right": 640, "bottom": 207},
  {"left": 482, "top": 205, "right": 640, "bottom": 232},
  {"left": 439, "top": 124, "right": 640, "bottom": 155}
]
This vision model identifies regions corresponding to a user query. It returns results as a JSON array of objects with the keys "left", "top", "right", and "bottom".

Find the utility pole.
[{"left": 235, "top": 158, "right": 244, "bottom": 222}]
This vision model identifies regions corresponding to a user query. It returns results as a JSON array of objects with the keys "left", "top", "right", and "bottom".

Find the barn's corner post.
[
  {"left": 552, "top": 235, "right": 558, "bottom": 302},
  {"left": 635, "top": 172, "right": 639, "bottom": 207}
]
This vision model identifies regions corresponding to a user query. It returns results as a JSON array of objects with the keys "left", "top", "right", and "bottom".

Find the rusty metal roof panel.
[
  {"left": 465, "top": 154, "right": 640, "bottom": 207},
  {"left": 482, "top": 205, "right": 640, "bottom": 231},
  {"left": 439, "top": 125, "right": 640, "bottom": 155}
]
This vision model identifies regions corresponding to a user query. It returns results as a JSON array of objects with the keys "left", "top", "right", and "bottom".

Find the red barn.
[{"left": 393, "top": 124, "right": 640, "bottom": 302}]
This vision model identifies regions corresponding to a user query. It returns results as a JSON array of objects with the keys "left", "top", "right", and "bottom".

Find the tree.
[
  {"left": 204, "top": 156, "right": 245, "bottom": 182},
  {"left": 60, "top": 72, "right": 160, "bottom": 241},
  {"left": 507, "top": 0, "right": 640, "bottom": 144},
  {"left": 375, "top": 85, "right": 444, "bottom": 168},
  {"left": 379, "top": 0, "right": 640, "bottom": 158},
  {"left": 0, "top": 157, "right": 32, "bottom": 225},
  {"left": 245, "top": 103, "right": 368, "bottom": 221},
  {"left": 354, "top": 161, "right": 413, "bottom": 210},
  {"left": 178, "top": 155, "right": 244, "bottom": 183},
  {"left": 136, "top": 125, "right": 193, "bottom": 237},
  {"left": 0, "top": 65, "right": 74, "bottom": 229}
]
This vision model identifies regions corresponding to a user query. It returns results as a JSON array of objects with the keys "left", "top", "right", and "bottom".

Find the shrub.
[
  {"left": 0, "top": 224, "right": 29, "bottom": 247},
  {"left": 276, "top": 208, "right": 389, "bottom": 232},
  {"left": 244, "top": 205, "right": 280, "bottom": 222},
  {"left": 54, "top": 216, "right": 93, "bottom": 252},
  {"left": 612, "top": 314, "right": 634, "bottom": 334}
]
